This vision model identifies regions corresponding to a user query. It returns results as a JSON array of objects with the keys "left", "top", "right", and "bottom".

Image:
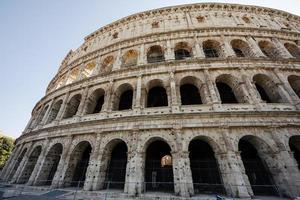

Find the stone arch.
[
  {"left": 55, "top": 75, "right": 65, "bottom": 89},
  {"left": 147, "top": 45, "right": 165, "bottom": 63},
  {"left": 288, "top": 75, "right": 300, "bottom": 98},
  {"left": 231, "top": 39, "right": 253, "bottom": 57},
  {"left": 146, "top": 79, "right": 168, "bottom": 107},
  {"left": 122, "top": 49, "right": 138, "bottom": 67},
  {"left": 35, "top": 143, "right": 63, "bottom": 185},
  {"left": 34, "top": 105, "right": 49, "bottom": 126},
  {"left": 66, "top": 68, "right": 79, "bottom": 85},
  {"left": 17, "top": 145, "right": 42, "bottom": 184},
  {"left": 101, "top": 55, "right": 114, "bottom": 72},
  {"left": 144, "top": 137, "right": 174, "bottom": 193},
  {"left": 84, "top": 88, "right": 105, "bottom": 114},
  {"left": 8, "top": 148, "right": 28, "bottom": 181},
  {"left": 202, "top": 40, "right": 223, "bottom": 58},
  {"left": 112, "top": 83, "right": 134, "bottom": 111},
  {"left": 63, "top": 94, "right": 82, "bottom": 118},
  {"left": 253, "top": 74, "right": 286, "bottom": 103},
  {"left": 174, "top": 42, "right": 192, "bottom": 60},
  {"left": 258, "top": 40, "right": 281, "bottom": 58},
  {"left": 63, "top": 141, "right": 92, "bottom": 187},
  {"left": 179, "top": 76, "right": 203, "bottom": 105},
  {"left": 46, "top": 99, "right": 63, "bottom": 124},
  {"left": 284, "top": 43, "right": 300, "bottom": 58},
  {"left": 238, "top": 135, "right": 279, "bottom": 196},
  {"left": 99, "top": 138, "right": 128, "bottom": 190},
  {"left": 188, "top": 137, "right": 224, "bottom": 194},
  {"left": 289, "top": 135, "right": 300, "bottom": 170},
  {"left": 215, "top": 74, "right": 247, "bottom": 103},
  {"left": 82, "top": 62, "right": 96, "bottom": 78}
]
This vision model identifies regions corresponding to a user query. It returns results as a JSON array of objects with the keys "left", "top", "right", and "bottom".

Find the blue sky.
[{"left": 1, "top": 0, "right": 300, "bottom": 138}]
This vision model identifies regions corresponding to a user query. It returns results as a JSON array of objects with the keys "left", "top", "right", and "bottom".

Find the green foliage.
[{"left": 0, "top": 135, "right": 14, "bottom": 170}]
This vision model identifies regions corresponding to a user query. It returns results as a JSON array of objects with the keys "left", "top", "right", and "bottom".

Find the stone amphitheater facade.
[{"left": 2, "top": 2, "right": 300, "bottom": 199}]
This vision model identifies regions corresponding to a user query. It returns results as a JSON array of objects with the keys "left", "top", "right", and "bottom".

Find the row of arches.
[
  {"left": 53, "top": 38, "right": 300, "bottom": 90},
  {"left": 8, "top": 134, "right": 300, "bottom": 197},
  {"left": 32, "top": 74, "right": 300, "bottom": 128}
]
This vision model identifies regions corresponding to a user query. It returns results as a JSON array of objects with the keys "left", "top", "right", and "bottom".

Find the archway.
[
  {"left": 17, "top": 146, "right": 42, "bottom": 184},
  {"left": 174, "top": 42, "right": 192, "bottom": 60},
  {"left": 284, "top": 43, "right": 300, "bottom": 58},
  {"left": 258, "top": 41, "right": 280, "bottom": 59},
  {"left": 147, "top": 87, "right": 168, "bottom": 107},
  {"left": 216, "top": 82, "right": 238, "bottom": 103},
  {"left": 8, "top": 148, "right": 27, "bottom": 181},
  {"left": 63, "top": 94, "right": 81, "bottom": 118},
  {"left": 288, "top": 75, "right": 300, "bottom": 99},
  {"left": 122, "top": 49, "right": 138, "bottom": 67},
  {"left": 63, "top": 141, "right": 92, "bottom": 187},
  {"left": 180, "top": 84, "right": 202, "bottom": 105},
  {"left": 103, "top": 140, "right": 128, "bottom": 190},
  {"left": 46, "top": 100, "right": 63, "bottom": 124},
  {"left": 231, "top": 39, "right": 253, "bottom": 57},
  {"left": 35, "top": 143, "right": 63, "bottom": 185},
  {"left": 239, "top": 137, "right": 278, "bottom": 196},
  {"left": 113, "top": 84, "right": 133, "bottom": 111},
  {"left": 289, "top": 136, "right": 300, "bottom": 170},
  {"left": 189, "top": 139, "right": 224, "bottom": 194},
  {"left": 147, "top": 45, "right": 165, "bottom": 63},
  {"left": 145, "top": 140, "right": 174, "bottom": 193},
  {"left": 203, "top": 40, "right": 222, "bottom": 58},
  {"left": 85, "top": 89, "right": 105, "bottom": 114}
]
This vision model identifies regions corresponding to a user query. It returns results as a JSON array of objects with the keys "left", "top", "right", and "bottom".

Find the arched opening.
[
  {"left": 55, "top": 76, "right": 65, "bottom": 89},
  {"left": 145, "top": 140, "right": 174, "bottom": 193},
  {"left": 46, "top": 100, "right": 63, "bottom": 124},
  {"left": 35, "top": 143, "right": 63, "bottom": 185},
  {"left": 82, "top": 62, "right": 96, "bottom": 78},
  {"left": 34, "top": 105, "right": 49, "bottom": 127},
  {"left": 284, "top": 43, "right": 300, "bottom": 58},
  {"left": 288, "top": 75, "right": 300, "bottom": 98},
  {"left": 85, "top": 89, "right": 105, "bottom": 114},
  {"left": 101, "top": 56, "right": 114, "bottom": 72},
  {"left": 113, "top": 84, "right": 134, "bottom": 111},
  {"left": 189, "top": 139, "right": 224, "bottom": 194},
  {"left": 18, "top": 146, "right": 42, "bottom": 184},
  {"left": 231, "top": 39, "right": 253, "bottom": 57},
  {"left": 147, "top": 45, "right": 165, "bottom": 63},
  {"left": 203, "top": 40, "right": 222, "bottom": 58},
  {"left": 147, "top": 84, "right": 168, "bottom": 107},
  {"left": 104, "top": 141, "right": 128, "bottom": 190},
  {"left": 174, "top": 42, "right": 192, "bottom": 60},
  {"left": 66, "top": 68, "right": 79, "bottom": 85},
  {"left": 216, "top": 82, "right": 238, "bottom": 104},
  {"left": 180, "top": 84, "right": 202, "bottom": 105},
  {"left": 289, "top": 136, "right": 300, "bottom": 170},
  {"left": 63, "top": 141, "right": 92, "bottom": 187},
  {"left": 8, "top": 148, "right": 27, "bottom": 181},
  {"left": 253, "top": 74, "right": 285, "bottom": 103},
  {"left": 63, "top": 94, "right": 81, "bottom": 118},
  {"left": 239, "top": 137, "right": 278, "bottom": 196},
  {"left": 258, "top": 41, "right": 280, "bottom": 59},
  {"left": 122, "top": 49, "right": 138, "bottom": 67}
]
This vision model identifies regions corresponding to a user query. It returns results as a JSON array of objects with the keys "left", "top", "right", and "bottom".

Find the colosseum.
[{"left": 1, "top": 2, "right": 300, "bottom": 199}]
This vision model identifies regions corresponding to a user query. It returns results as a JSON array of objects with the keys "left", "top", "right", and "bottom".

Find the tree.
[{"left": 0, "top": 135, "right": 14, "bottom": 170}]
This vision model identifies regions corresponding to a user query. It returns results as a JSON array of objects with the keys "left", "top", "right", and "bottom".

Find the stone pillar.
[
  {"left": 55, "top": 91, "right": 70, "bottom": 121},
  {"left": 51, "top": 136, "right": 73, "bottom": 188},
  {"left": 92, "top": 57, "right": 102, "bottom": 76},
  {"left": 138, "top": 43, "right": 146, "bottom": 65},
  {"left": 165, "top": 40, "right": 175, "bottom": 61},
  {"left": 84, "top": 134, "right": 102, "bottom": 191},
  {"left": 134, "top": 75, "right": 142, "bottom": 114},
  {"left": 222, "top": 38, "right": 236, "bottom": 57},
  {"left": 76, "top": 86, "right": 89, "bottom": 116},
  {"left": 2, "top": 144, "right": 23, "bottom": 181},
  {"left": 41, "top": 99, "right": 54, "bottom": 125},
  {"left": 112, "top": 48, "right": 122, "bottom": 71},
  {"left": 245, "top": 36, "right": 266, "bottom": 57},
  {"left": 169, "top": 71, "right": 179, "bottom": 113},
  {"left": 273, "top": 68, "right": 300, "bottom": 109},
  {"left": 102, "top": 80, "right": 114, "bottom": 114},
  {"left": 28, "top": 140, "right": 50, "bottom": 186},
  {"left": 217, "top": 127, "right": 252, "bottom": 198},
  {"left": 193, "top": 37, "right": 205, "bottom": 58},
  {"left": 76, "top": 64, "right": 85, "bottom": 81},
  {"left": 272, "top": 38, "right": 294, "bottom": 59},
  {"left": 204, "top": 69, "right": 221, "bottom": 109}
]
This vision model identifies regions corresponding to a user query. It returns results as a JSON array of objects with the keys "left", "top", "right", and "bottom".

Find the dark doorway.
[
  {"left": 189, "top": 140, "right": 224, "bottom": 194},
  {"left": 233, "top": 48, "right": 245, "bottom": 57},
  {"left": 104, "top": 142, "right": 128, "bottom": 189},
  {"left": 147, "top": 87, "right": 168, "bottom": 107},
  {"left": 93, "top": 95, "right": 105, "bottom": 113},
  {"left": 118, "top": 90, "right": 133, "bottom": 110},
  {"left": 289, "top": 136, "right": 300, "bottom": 170},
  {"left": 216, "top": 82, "right": 238, "bottom": 103},
  {"left": 255, "top": 84, "right": 272, "bottom": 103},
  {"left": 180, "top": 84, "right": 202, "bottom": 105},
  {"left": 175, "top": 49, "right": 191, "bottom": 60},
  {"left": 239, "top": 139, "right": 278, "bottom": 196},
  {"left": 145, "top": 140, "right": 174, "bottom": 193},
  {"left": 63, "top": 94, "right": 81, "bottom": 118}
]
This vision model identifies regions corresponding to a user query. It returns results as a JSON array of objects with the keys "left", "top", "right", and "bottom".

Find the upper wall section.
[{"left": 46, "top": 3, "right": 300, "bottom": 93}]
